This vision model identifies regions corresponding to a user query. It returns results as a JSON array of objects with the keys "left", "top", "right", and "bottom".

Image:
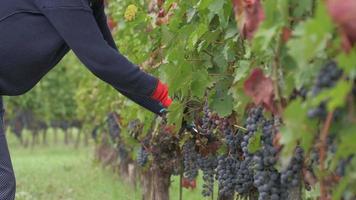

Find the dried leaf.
[
  {"left": 232, "top": 0, "right": 265, "bottom": 40},
  {"left": 327, "top": 0, "right": 356, "bottom": 52},
  {"left": 244, "top": 68, "right": 277, "bottom": 113}
]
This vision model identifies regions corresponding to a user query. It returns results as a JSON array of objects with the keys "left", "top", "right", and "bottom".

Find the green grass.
[
  {"left": 11, "top": 146, "right": 141, "bottom": 200},
  {"left": 6, "top": 133, "right": 206, "bottom": 200}
]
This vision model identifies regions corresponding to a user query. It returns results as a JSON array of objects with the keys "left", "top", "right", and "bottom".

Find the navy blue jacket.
[{"left": 0, "top": 0, "right": 163, "bottom": 114}]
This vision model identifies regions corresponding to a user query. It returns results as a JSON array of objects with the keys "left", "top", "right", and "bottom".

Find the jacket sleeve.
[
  {"left": 38, "top": 4, "right": 156, "bottom": 97},
  {"left": 91, "top": 3, "right": 165, "bottom": 114},
  {"left": 91, "top": 2, "right": 118, "bottom": 51},
  {"left": 38, "top": 2, "right": 165, "bottom": 114}
]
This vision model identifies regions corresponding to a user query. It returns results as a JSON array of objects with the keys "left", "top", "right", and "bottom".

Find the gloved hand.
[{"left": 151, "top": 80, "right": 172, "bottom": 108}]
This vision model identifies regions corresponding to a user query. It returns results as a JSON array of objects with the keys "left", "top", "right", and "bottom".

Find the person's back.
[{"left": 0, "top": 0, "right": 69, "bottom": 95}]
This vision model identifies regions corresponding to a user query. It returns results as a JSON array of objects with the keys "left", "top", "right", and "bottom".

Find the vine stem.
[
  {"left": 272, "top": 36, "right": 284, "bottom": 115},
  {"left": 179, "top": 169, "right": 183, "bottom": 200},
  {"left": 348, "top": 95, "right": 355, "bottom": 123},
  {"left": 233, "top": 124, "right": 248, "bottom": 132},
  {"left": 319, "top": 111, "right": 334, "bottom": 200}
]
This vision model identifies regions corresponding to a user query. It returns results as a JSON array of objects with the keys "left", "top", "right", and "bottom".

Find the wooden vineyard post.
[{"left": 149, "top": 167, "right": 171, "bottom": 200}]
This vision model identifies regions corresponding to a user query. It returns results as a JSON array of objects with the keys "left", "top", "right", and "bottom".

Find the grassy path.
[
  {"left": 10, "top": 145, "right": 141, "bottom": 200},
  {"left": 7, "top": 134, "right": 203, "bottom": 200}
]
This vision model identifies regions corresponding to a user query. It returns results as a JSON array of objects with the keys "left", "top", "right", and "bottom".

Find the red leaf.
[
  {"left": 327, "top": 0, "right": 356, "bottom": 52},
  {"left": 107, "top": 17, "right": 117, "bottom": 31},
  {"left": 232, "top": 0, "right": 265, "bottom": 40},
  {"left": 281, "top": 27, "right": 292, "bottom": 43},
  {"left": 182, "top": 178, "right": 197, "bottom": 189},
  {"left": 244, "top": 68, "right": 277, "bottom": 113}
]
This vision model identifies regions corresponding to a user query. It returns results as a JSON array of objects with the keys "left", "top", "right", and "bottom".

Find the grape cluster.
[
  {"left": 197, "top": 155, "right": 218, "bottom": 197},
  {"left": 242, "top": 107, "right": 264, "bottom": 157},
  {"left": 107, "top": 112, "right": 121, "bottom": 142},
  {"left": 253, "top": 168, "right": 281, "bottom": 200},
  {"left": 290, "top": 87, "right": 308, "bottom": 101},
  {"left": 252, "top": 120, "right": 281, "bottom": 200},
  {"left": 308, "top": 61, "right": 343, "bottom": 119},
  {"left": 235, "top": 159, "right": 254, "bottom": 194},
  {"left": 235, "top": 107, "right": 264, "bottom": 195},
  {"left": 137, "top": 146, "right": 149, "bottom": 167},
  {"left": 223, "top": 125, "right": 242, "bottom": 155},
  {"left": 280, "top": 147, "right": 304, "bottom": 195},
  {"left": 200, "top": 104, "right": 219, "bottom": 137},
  {"left": 118, "top": 144, "right": 129, "bottom": 160},
  {"left": 216, "top": 156, "right": 238, "bottom": 197},
  {"left": 336, "top": 155, "right": 353, "bottom": 177},
  {"left": 310, "top": 136, "right": 337, "bottom": 166},
  {"left": 182, "top": 140, "right": 199, "bottom": 181}
]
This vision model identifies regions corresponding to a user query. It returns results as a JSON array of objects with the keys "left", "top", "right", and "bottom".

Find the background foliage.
[{"left": 5, "top": 0, "right": 356, "bottom": 199}]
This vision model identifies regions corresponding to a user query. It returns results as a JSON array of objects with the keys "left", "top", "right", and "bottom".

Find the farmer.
[{"left": 0, "top": 0, "right": 172, "bottom": 199}]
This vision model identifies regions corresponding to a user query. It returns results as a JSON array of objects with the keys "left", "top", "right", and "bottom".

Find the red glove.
[{"left": 151, "top": 80, "right": 172, "bottom": 108}]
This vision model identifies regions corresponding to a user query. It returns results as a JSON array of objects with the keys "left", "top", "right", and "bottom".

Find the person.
[{"left": 0, "top": 0, "right": 172, "bottom": 199}]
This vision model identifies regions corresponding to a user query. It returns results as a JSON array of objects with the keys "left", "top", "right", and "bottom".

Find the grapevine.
[{"left": 6, "top": 0, "right": 356, "bottom": 199}]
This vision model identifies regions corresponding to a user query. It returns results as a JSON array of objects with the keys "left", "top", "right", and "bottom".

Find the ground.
[{"left": 6, "top": 132, "right": 203, "bottom": 200}]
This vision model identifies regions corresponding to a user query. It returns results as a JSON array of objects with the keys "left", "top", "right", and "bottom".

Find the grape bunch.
[
  {"left": 290, "top": 87, "right": 308, "bottom": 101},
  {"left": 336, "top": 155, "right": 353, "bottom": 177},
  {"left": 235, "top": 107, "right": 264, "bottom": 195},
  {"left": 216, "top": 156, "right": 237, "bottom": 197},
  {"left": 242, "top": 107, "right": 264, "bottom": 158},
  {"left": 310, "top": 136, "right": 337, "bottom": 165},
  {"left": 260, "top": 120, "right": 278, "bottom": 167},
  {"left": 197, "top": 155, "right": 218, "bottom": 197},
  {"left": 253, "top": 167, "right": 281, "bottom": 200},
  {"left": 308, "top": 61, "right": 343, "bottom": 119},
  {"left": 222, "top": 123, "right": 242, "bottom": 155},
  {"left": 107, "top": 112, "right": 121, "bottom": 142},
  {"left": 200, "top": 103, "right": 220, "bottom": 137},
  {"left": 252, "top": 120, "right": 280, "bottom": 200},
  {"left": 235, "top": 159, "right": 254, "bottom": 194},
  {"left": 118, "top": 144, "right": 129, "bottom": 161},
  {"left": 182, "top": 140, "right": 199, "bottom": 181},
  {"left": 137, "top": 146, "right": 149, "bottom": 167},
  {"left": 280, "top": 147, "right": 304, "bottom": 195}
]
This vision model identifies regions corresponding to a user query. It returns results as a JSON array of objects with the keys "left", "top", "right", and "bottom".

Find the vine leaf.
[
  {"left": 233, "top": 60, "right": 250, "bottom": 83},
  {"left": 232, "top": 0, "right": 265, "bottom": 40},
  {"left": 191, "top": 69, "right": 210, "bottom": 98},
  {"left": 211, "top": 79, "right": 233, "bottom": 117},
  {"left": 311, "top": 80, "right": 352, "bottom": 111},
  {"left": 248, "top": 131, "right": 262, "bottom": 153},
  {"left": 327, "top": 0, "right": 356, "bottom": 52},
  {"left": 243, "top": 68, "right": 276, "bottom": 113},
  {"left": 167, "top": 101, "right": 184, "bottom": 132},
  {"left": 280, "top": 100, "right": 316, "bottom": 160}
]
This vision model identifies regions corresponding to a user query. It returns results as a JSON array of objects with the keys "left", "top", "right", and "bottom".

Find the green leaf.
[
  {"left": 332, "top": 175, "right": 351, "bottom": 200},
  {"left": 337, "top": 49, "right": 356, "bottom": 78},
  {"left": 208, "top": 0, "right": 225, "bottom": 16},
  {"left": 167, "top": 101, "right": 184, "bottom": 131},
  {"left": 310, "top": 80, "right": 352, "bottom": 111},
  {"left": 287, "top": 1, "right": 334, "bottom": 85},
  {"left": 187, "top": 23, "right": 208, "bottom": 50},
  {"left": 186, "top": 8, "right": 197, "bottom": 23},
  {"left": 211, "top": 79, "right": 233, "bottom": 116},
  {"left": 280, "top": 100, "right": 317, "bottom": 157},
  {"left": 208, "top": 0, "right": 227, "bottom": 25},
  {"left": 213, "top": 50, "right": 228, "bottom": 72},
  {"left": 191, "top": 69, "right": 210, "bottom": 98},
  {"left": 233, "top": 60, "right": 250, "bottom": 83},
  {"left": 197, "top": 0, "right": 214, "bottom": 11},
  {"left": 248, "top": 131, "right": 262, "bottom": 154},
  {"left": 333, "top": 124, "right": 356, "bottom": 165},
  {"left": 223, "top": 41, "right": 235, "bottom": 62}
]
